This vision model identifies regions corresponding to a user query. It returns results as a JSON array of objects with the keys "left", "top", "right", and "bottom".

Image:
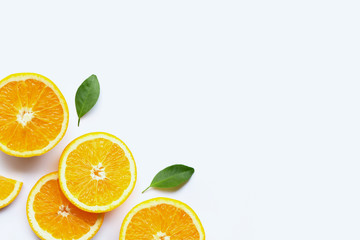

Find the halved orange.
[
  {"left": 59, "top": 132, "right": 137, "bottom": 213},
  {"left": 27, "top": 172, "right": 104, "bottom": 240},
  {"left": 0, "top": 175, "right": 22, "bottom": 209},
  {"left": 0, "top": 73, "right": 69, "bottom": 157},
  {"left": 120, "top": 197, "right": 205, "bottom": 240}
]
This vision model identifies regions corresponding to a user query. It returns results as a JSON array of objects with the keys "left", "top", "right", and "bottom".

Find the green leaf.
[
  {"left": 75, "top": 74, "right": 100, "bottom": 126},
  {"left": 142, "top": 164, "right": 195, "bottom": 193}
]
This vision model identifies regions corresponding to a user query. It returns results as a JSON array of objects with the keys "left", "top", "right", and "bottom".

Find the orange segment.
[
  {"left": 27, "top": 172, "right": 104, "bottom": 240},
  {"left": 0, "top": 73, "right": 69, "bottom": 157},
  {"left": 0, "top": 176, "right": 22, "bottom": 208},
  {"left": 59, "top": 132, "right": 137, "bottom": 213},
  {"left": 120, "top": 198, "right": 205, "bottom": 240}
]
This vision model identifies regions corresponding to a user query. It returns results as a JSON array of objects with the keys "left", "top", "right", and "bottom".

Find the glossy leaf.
[
  {"left": 142, "top": 164, "right": 195, "bottom": 193},
  {"left": 75, "top": 74, "right": 100, "bottom": 126}
]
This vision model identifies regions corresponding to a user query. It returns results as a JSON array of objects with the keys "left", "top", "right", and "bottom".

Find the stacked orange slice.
[{"left": 27, "top": 172, "right": 104, "bottom": 240}]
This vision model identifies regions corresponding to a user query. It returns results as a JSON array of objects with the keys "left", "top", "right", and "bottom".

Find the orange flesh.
[
  {"left": 33, "top": 178, "right": 100, "bottom": 239},
  {"left": 125, "top": 203, "right": 200, "bottom": 239},
  {"left": 64, "top": 138, "right": 131, "bottom": 207},
  {"left": 0, "top": 176, "right": 16, "bottom": 200},
  {"left": 0, "top": 79, "right": 64, "bottom": 152}
]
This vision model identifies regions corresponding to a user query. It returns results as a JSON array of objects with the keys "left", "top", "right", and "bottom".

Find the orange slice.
[
  {"left": 59, "top": 132, "right": 137, "bottom": 213},
  {"left": 27, "top": 172, "right": 104, "bottom": 240},
  {"left": 120, "top": 197, "right": 205, "bottom": 240},
  {"left": 0, "top": 73, "right": 69, "bottom": 157},
  {"left": 0, "top": 175, "right": 22, "bottom": 208}
]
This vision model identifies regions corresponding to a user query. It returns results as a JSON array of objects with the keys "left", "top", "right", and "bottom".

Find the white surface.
[{"left": 0, "top": 1, "right": 360, "bottom": 239}]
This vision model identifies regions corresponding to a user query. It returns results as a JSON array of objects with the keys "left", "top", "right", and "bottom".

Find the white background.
[{"left": 0, "top": 1, "right": 360, "bottom": 239}]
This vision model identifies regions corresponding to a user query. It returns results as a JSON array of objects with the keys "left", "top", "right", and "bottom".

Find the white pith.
[
  {"left": 120, "top": 198, "right": 205, "bottom": 240},
  {"left": 59, "top": 133, "right": 137, "bottom": 212},
  {"left": 27, "top": 173, "right": 103, "bottom": 240},
  {"left": 0, "top": 73, "right": 69, "bottom": 157},
  {"left": 57, "top": 205, "right": 70, "bottom": 217},
  {"left": 91, "top": 162, "right": 106, "bottom": 180},
  {"left": 154, "top": 231, "right": 170, "bottom": 240},
  {"left": 0, "top": 181, "right": 22, "bottom": 208},
  {"left": 17, "top": 107, "right": 35, "bottom": 126}
]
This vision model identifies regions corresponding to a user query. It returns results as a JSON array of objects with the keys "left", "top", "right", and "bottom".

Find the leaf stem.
[
  {"left": 142, "top": 186, "right": 150, "bottom": 194},
  {"left": 78, "top": 118, "right": 80, "bottom": 127}
]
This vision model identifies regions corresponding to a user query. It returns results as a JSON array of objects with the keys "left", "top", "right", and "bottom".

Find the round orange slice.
[
  {"left": 27, "top": 172, "right": 104, "bottom": 240},
  {"left": 0, "top": 175, "right": 22, "bottom": 209},
  {"left": 59, "top": 132, "right": 137, "bottom": 213},
  {"left": 0, "top": 73, "right": 69, "bottom": 157},
  {"left": 120, "top": 197, "right": 205, "bottom": 240}
]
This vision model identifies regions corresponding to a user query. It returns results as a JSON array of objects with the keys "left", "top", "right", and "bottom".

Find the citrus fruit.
[
  {"left": 27, "top": 172, "right": 104, "bottom": 240},
  {"left": 0, "top": 73, "right": 69, "bottom": 157},
  {"left": 119, "top": 197, "right": 205, "bottom": 240},
  {"left": 59, "top": 132, "right": 137, "bottom": 213},
  {"left": 0, "top": 175, "right": 22, "bottom": 209}
]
